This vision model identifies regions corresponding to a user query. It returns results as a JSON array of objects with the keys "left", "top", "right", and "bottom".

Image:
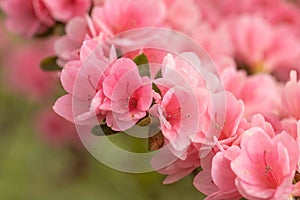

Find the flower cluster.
[{"left": 2, "top": 0, "right": 300, "bottom": 199}]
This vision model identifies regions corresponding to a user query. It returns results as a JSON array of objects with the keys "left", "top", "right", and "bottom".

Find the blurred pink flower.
[
  {"left": 240, "top": 74, "right": 281, "bottom": 116},
  {"left": 91, "top": 0, "right": 166, "bottom": 36},
  {"left": 0, "top": 0, "right": 54, "bottom": 37},
  {"left": 54, "top": 0, "right": 167, "bottom": 66},
  {"left": 42, "top": 0, "right": 91, "bottom": 22},
  {"left": 36, "top": 108, "right": 80, "bottom": 147},
  {"left": 192, "top": 22, "right": 234, "bottom": 59},
  {"left": 282, "top": 71, "right": 300, "bottom": 120},
  {"left": 230, "top": 15, "right": 300, "bottom": 79},
  {"left": 231, "top": 128, "right": 299, "bottom": 199},
  {"left": 3, "top": 39, "right": 57, "bottom": 100},
  {"left": 221, "top": 68, "right": 280, "bottom": 119},
  {"left": 230, "top": 15, "right": 274, "bottom": 72},
  {"left": 164, "top": 0, "right": 200, "bottom": 33}
]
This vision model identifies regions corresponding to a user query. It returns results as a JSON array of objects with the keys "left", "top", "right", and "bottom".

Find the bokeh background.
[{"left": 0, "top": 13, "right": 205, "bottom": 200}]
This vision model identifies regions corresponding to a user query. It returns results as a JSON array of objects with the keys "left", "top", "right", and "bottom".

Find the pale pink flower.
[
  {"left": 53, "top": 94, "right": 74, "bottom": 122},
  {"left": 282, "top": 71, "right": 300, "bottom": 119},
  {"left": 150, "top": 87, "right": 187, "bottom": 155},
  {"left": 281, "top": 118, "right": 300, "bottom": 172},
  {"left": 149, "top": 82, "right": 207, "bottom": 159},
  {"left": 211, "top": 91, "right": 245, "bottom": 147},
  {"left": 231, "top": 128, "right": 299, "bottom": 199},
  {"left": 0, "top": 0, "right": 54, "bottom": 37},
  {"left": 54, "top": 43, "right": 114, "bottom": 123},
  {"left": 42, "top": 0, "right": 91, "bottom": 22},
  {"left": 194, "top": 146, "right": 242, "bottom": 200},
  {"left": 54, "top": 17, "right": 89, "bottom": 66},
  {"left": 155, "top": 53, "right": 218, "bottom": 157},
  {"left": 153, "top": 145, "right": 200, "bottom": 184},
  {"left": 102, "top": 58, "right": 153, "bottom": 131},
  {"left": 281, "top": 118, "right": 299, "bottom": 141},
  {"left": 238, "top": 114, "right": 276, "bottom": 140},
  {"left": 220, "top": 67, "right": 247, "bottom": 98}
]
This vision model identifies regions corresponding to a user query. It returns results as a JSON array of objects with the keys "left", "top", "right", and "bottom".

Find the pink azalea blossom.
[
  {"left": 194, "top": 146, "right": 242, "bottom": 200},
  {"left": 154, "top": 145, "right": 200, "bottom": 184},
  {"left": 0, "top": 0, "right": 54, "bottom": 37},
  {"left": 154, "top": 53, "right": 219, "bottom": 157},
  {"left": 231, "top": 128, "right": 299, "bottom": 199},
  {"left": 238, "top": 114, "right": 276, "bottom": 140},
  {"left": 54, "top": 42, "right": 153, "bottom": 132},
  {"left": 220, "top": 67, "right": 247, "bottom": 98},
  {"left": 53, "top": 42, "right": 114, "bottom": 123},
  {"left": 102, "top": 58, "right": 153, "bottom": 131},
  {"left": 150, "top": 87, "right": 187, "bottom": 154},
  {"left": 54, "top": 17, "right": 90, "bottom": 66},
  {"left": 211, "top": 91, "right": 245, "bottom": 147},
  {"left": 42, "top": 0, "right": 91, "bottom": 22}
]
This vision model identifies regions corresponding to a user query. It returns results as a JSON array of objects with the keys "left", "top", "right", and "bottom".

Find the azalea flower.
[{"left": 231, "top": 128, "right": 299, "bottom": 199}]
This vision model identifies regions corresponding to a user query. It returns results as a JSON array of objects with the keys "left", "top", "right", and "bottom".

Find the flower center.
[
  {"left": 263, "top": 150, "right": 279, "bottom": 188},
  {"left": 129, "top": 97, "right": 138, "bottom": 110}
]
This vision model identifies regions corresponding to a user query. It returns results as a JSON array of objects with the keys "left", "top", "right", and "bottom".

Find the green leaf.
[
  {"left": 116, "top": 48, "right": 122, "bottom": 58},
  {"left": 91, "top": 124, "right": 120, "bottom": 136},
  {"left": 34, "top": 27, "right": 54, "bottom": 38},
  {"left": 40, "top": 56, "right": 62, "bottom": 71},
  {"left": 133, "top": 53, "right": 148, "bottom": 66},
  {"left": 154, "top": 69, "right": 162, "bottom": 79},
  {"left": 133, "top": 53, "right": 150, "bottom": 77},
  {"left": 152, "top": 83, "right": 161, "bottom": 95},
  {"left": 137, "top": 116, "right": 151, "bottom": 127},
  {"left": 34, "top": 22, "right": 65, "bottom": 38}
]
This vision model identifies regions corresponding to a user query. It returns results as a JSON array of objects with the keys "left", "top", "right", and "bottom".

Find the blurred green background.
[{"left": 0, "top": 82, "right": 204, "bottom": 200}]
